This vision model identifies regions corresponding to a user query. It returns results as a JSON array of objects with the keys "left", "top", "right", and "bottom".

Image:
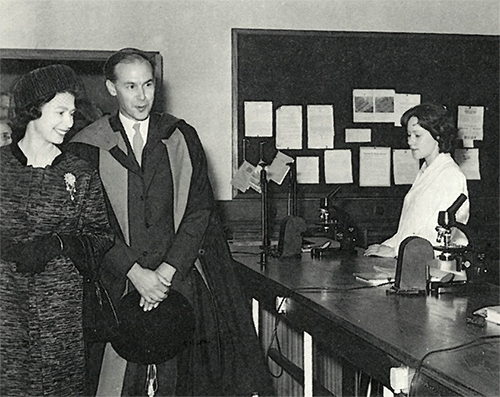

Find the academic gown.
[{"left": 70, "top": 113, "right": 274, "bottom": 396}]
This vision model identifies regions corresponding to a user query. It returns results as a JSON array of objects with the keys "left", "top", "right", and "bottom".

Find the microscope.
[
  {"left": 318, "top": 187, "right": 341, "bottom": 237},
  {"left": 314, "top": 187, "right": 357, "bottom": 253},
  {"left": 429, "top": 193, "right": 490, "bottom": 293}
]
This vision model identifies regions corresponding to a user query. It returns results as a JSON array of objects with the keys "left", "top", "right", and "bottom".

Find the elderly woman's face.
[
  {"left": 406, "top": 116, "right": 439, "bottom": 164},
  {"left": 31, "top": 92, "right": 76, "bottom": 145},
  {"left": 0, "top": 121, "right": 12, "bottom": 147}
]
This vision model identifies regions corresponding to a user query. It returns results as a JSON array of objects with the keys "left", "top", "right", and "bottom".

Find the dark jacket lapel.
[
  {"left": 71, "top": 114, "right": 141, "bottom": 176},
  {"left": 108, "top": 115, "right": 142, "bottom": 175}
]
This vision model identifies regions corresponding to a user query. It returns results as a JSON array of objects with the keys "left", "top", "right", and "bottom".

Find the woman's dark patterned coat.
[{"left": 0, "top": 144, "right": 113, "bottom": 396}]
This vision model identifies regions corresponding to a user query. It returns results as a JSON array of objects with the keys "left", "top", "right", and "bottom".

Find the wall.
[{"left": 1, "top": 0, "right": 499, "bottom": 200}]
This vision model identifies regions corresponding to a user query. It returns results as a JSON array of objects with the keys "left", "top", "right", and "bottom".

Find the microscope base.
[{"left": 428, "top": 280, "right": 468, "bottom": 294}]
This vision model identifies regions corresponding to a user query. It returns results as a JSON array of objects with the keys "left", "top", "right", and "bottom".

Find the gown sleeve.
[{"left": 163, "top": 123, "right": 215, "bottom": 279}]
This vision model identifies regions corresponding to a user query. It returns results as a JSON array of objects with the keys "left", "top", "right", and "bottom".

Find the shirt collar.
[
  {"left": 119, "top": 112, "right": 150, "bottom": 142},
  {"left": 421, "top": 152, "right": 450, "bottom": 173}
]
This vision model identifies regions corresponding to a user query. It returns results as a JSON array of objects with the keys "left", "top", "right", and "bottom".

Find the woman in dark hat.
[{"left": 0, "top": 64, "right": 114, "bottom": 396}]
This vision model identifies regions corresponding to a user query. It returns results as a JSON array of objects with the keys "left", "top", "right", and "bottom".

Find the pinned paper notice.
[
  {"left": 231, "top": 160, "right": 256, "bottom": 192},
  {"left": 249, "top": 164, "right": 264, "bottom": 193},
  {"left": 307, "top": 105, "right": 334, "bottom": 149},
  {"left": 394, "top": 94, "right": 421, "bottom": 126},
  {"left": 244, "top": 101, "right": 273, "bottom": 137},
  {"left": 345, "top": 128, "right": 371, "bottom": 143},
  {"left": 267, "top": 151, "right": 293, "bottom": 185},
  {"left": 353, "top": 89, "right": 395, "bottom": 123},
  {"left": 454, "top": 148, "right": 481, "bottom": 180},
  {"left": 359, "top": 147, "right": 391, "bottom": 187},
  {"left": 393, "top": 149, "right": 419, "bottom": 185},
  {"left": 457, "top": 106, "right": 484, "bottom": 146},
  {"left": 324, "top": 150, "right": 353, "bottom": 184},
  {"left": 276, "top": 105, "right": 302, "bottom": 149},
  {"left": 296, "top": 157, "right": 319, "bottom": 184}
]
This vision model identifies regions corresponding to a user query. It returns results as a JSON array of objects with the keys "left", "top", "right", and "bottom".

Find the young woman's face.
[
  {"left": 31, "top": 92, "right": 76, "bottom": 145},
  {"left": 406, "top": 116, "right": 439, "bottom": 164}
]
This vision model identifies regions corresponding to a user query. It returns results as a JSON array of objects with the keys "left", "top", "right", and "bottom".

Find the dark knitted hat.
[
  {"left": 12, "top": 64, "right": 84, "bottom": 111},
  {"left": 111, "top": 289, "right": 196, "bottom": 365}
]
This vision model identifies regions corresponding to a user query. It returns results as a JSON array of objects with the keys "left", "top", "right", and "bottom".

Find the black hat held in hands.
[{"left": 111, "top": 289, "right": 196, "bottom": 365}]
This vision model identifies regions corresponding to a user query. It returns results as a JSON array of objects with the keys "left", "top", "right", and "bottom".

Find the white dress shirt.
[{"left": 119, "top": 113, "right": 150, "bottom": 155}]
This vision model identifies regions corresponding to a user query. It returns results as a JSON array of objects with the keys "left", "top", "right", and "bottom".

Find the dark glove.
[
  {"left": 58, "top": 234, "right": 92, "bottom": 279},
  {"left": 10, "top": 235, "right": 63, "bottom": 274}
]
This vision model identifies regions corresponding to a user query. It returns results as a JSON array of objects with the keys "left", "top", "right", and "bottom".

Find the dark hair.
[
  {"left": 11, "top": 90, "right": 82, "bottom": 143},
  {"left": 400, "top": 103, "right": 457, "bottom": 153},
  {"left": 10, "top": 64, "right": 86, "bottom": 143},
  {"left": 104, "top": 48, "right": 155, "bottom": 82}
]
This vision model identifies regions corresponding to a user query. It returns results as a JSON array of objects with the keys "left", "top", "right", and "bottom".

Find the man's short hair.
[{"left": 104, "top": 48, "right": 155, "bottom": 82}]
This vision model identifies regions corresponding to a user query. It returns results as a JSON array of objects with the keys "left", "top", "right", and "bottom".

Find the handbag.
[{"left": 79, "top": 235, "right": 120, "bottom": 343}]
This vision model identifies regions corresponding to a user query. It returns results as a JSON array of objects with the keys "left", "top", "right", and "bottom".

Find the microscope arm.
[{"left": 451, "top": 221, "right": 473, "bottom": 250}]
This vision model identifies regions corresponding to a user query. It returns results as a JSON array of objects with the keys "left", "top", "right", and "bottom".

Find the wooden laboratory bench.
[{"left": 230, "top": 244, "right": 500, "bottom": 396}]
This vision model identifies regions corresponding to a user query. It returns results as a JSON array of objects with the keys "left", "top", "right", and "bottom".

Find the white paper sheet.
[
  {"left": 296, "top": 156, "right": 319, "bottom": 184},
  {"left": 359, "top": 147, "right": 391, "bottom": 187},
  {"left": 276, "top": 105, "right": 303, "bottom": 149},
  {"left": 267, "top": 151, "right": 293, "bottom": 185},
  {"left": 353, "top": 89, "right": 395, "bottom": 123},
  {"left": 307, "top": 105, "right": 334, "bottom": 148},
  {"left": 249, "top": 164, "right": 264, "bottom": 193},
  {"left": 454, "top": 148, "right": 481, "bottom": 180},
  {"left": 457, "top": 106, "right": 484, "bottom": 145},
  {"left": 244, "top": 101, "right": 273, "bottom": 137},
  {"left": 230, "top": 160, "right": 256, "bottom": 192},
  {"left": 345, "top": 128, "right": 371, "bottom": 143},
  {"left": 394, "top": 93, "right": 421, "bottom": 126},
  {"left": 393, "top": 149, "right": 419, "bottom": 185},
  {"left": 324, "top": 150, "right": 353, "bottom": 184}
]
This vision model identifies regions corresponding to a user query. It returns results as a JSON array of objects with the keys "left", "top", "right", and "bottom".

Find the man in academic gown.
[{"left": 70, "top": 48, "right": 273, "bottom": 397}]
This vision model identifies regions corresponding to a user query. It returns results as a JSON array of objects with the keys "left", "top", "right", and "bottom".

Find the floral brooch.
[{"left": 64, "top": 173, "right": 77, "bottom": 202}]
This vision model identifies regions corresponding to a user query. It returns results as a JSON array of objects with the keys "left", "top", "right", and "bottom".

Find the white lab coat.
[{"left": 384, "top": 153, "right": 469, "bottom": 253}]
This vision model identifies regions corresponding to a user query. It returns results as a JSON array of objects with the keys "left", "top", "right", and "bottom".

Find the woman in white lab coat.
[{"left": 364, "top": 103, "right": 469, "bottom": 258}]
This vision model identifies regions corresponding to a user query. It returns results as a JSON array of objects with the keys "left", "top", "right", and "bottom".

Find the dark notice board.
[{"left": 232, "top": 29, "right": 499, "bottom": 200}]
